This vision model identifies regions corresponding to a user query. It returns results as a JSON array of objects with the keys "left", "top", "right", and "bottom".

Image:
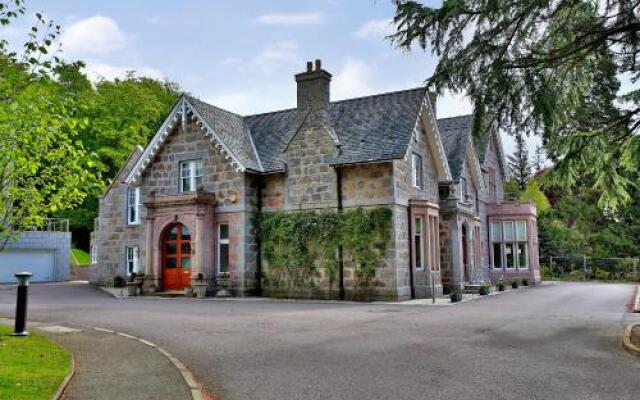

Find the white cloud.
[
  {"left": 60, "top": 15, "right": 127, "bottom": 56},
  {"left": 355, "top": 18, "right": 394, "bottom": 40},
  {"left": 255, "top": 41, "right": 299, "bottom": 70},
  {"left": 256, "top": 12, "right": 323, "bottom": 26},
  {"left": 83, "top": 62, "right": 164, "bottom": 82},
  {"left": 332, "top": 59, "right": 375, "bottom": 100}
]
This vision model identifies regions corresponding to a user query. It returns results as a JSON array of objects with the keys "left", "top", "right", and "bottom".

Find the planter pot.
[
  {"left": 449, "top": 293, "right": 462, "bottom": 303},
  {"left": 498, "top": 284, "right": 505, "bottom": 292},
  {"left": 192, "top": 283, "right": 208, "bottom": 299},
  {"left": 479, "top": 286, "right": 490, "bottom": 296},
  {"left": 126, "top": 282, "right": 138, "bottom": 297},
  {"left": 216, "top": 278, "right": 232, "bottom": 297}
]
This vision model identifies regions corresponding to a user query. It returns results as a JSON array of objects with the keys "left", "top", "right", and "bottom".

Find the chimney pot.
[
  {"left": 306, "top": 61, "right": 313, "bottom": 72},
  {"left": 315, "top": 59, "right": 322, "bottom": 70}
]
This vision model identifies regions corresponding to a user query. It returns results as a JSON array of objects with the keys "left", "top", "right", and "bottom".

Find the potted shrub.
[
  {"left": 511, "top": 279, "right": 520, "bottom": 289},
  {"left": 497, "top": 281, "right": 505, "bottom": 291},
  {"left": 113, "top": 275, "right": 125, "bottom": 288},
  {"left": 192, "top": 273, "right": 208, "bottom": 299},
  {"left": 479, "top": 284, "right": 490, "bottom": 296},
  {"left": 126, "top": 273, "right": 139, "bottom": 296},
  {"left": 449, "top": 287, "right": 463, "bottom": 303},
  {"left": 522, "top": 278, "right": 529, "bottom": 286},
  {"left": 216, "top": 272, "right": 232, "bottom": 297}
]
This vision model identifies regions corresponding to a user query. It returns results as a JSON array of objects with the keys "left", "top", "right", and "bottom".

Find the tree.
[
  {"left": 48, "top": 63, "right": 180, "bottom": 248},
  {"left": 0, "top": 51, "right": 99, "bottom": 250},
  {"left": 507, "top": 133, "right": 531, "bottom": 190},
  {"left": 391, "top": 0, "right": 640, "bottom": 209}
]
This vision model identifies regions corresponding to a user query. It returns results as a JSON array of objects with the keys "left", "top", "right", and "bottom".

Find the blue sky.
[{"left": 3, "top": 0, "right": 526, "bottom": 155}]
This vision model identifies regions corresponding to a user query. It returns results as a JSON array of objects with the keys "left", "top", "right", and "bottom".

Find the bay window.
[
  {"left": 414, "top": 216, "right": 425, "bottom": 270},
  {"left": 491, "top": 220, "right": 529, "bottom": 269},
  {"left": 179, "top": 159, "right": 203, "bottom": 192}
]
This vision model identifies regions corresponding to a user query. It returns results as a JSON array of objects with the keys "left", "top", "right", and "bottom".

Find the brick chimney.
[{"left": 295, "top": 59, "right": 331, "bottom": 110}]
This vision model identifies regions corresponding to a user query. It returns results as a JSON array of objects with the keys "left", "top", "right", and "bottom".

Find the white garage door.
[{"left": 0, "top": 250, "right": 55, "bottom": 283}]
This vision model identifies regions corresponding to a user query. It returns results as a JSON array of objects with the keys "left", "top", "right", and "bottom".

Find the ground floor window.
[
  {"left": 217, "top": 223, "right": 229, "bottom": 273},
  {"left": 428, "top": 215, "right": 440, "bottom": 271},
  {"left": 126, "top": 246, "right": 139, "bottom": 276},
  {"left": 491, "top": 220, "right": 528, "bottom": 269},
  {"left": 414, "top": 216, "right": 425, "bottom": 270},
  {"left": 91, "top": 245, "right": 97, "bottom": 264}
]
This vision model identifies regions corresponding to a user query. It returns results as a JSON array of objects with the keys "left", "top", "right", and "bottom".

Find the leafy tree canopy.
[
  {"left": 0, "top": 1, "right": 99, "bottom": 248},
  {"left": 391, "top": 0, "right": 640, "bottom": 209}
]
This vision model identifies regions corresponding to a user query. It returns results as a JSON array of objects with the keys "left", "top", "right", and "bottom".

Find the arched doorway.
[{"left": 162, "top": 222, "right": 192, "bottom": 290}]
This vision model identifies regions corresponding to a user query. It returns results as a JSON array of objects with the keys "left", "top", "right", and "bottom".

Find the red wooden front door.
[{"left": 162, "top": 223, "right": 192, "bottom": 291}]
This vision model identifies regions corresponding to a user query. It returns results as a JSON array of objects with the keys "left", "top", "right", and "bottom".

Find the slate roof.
[
  {"left": 186, "top": 95, "right": 262, "bottom": 171},
  {"left": 243, "top": 87, "right": 427, "bottom": 171},
  {"left": 437, "top": 115, "right": 473, "bottom": 180}
]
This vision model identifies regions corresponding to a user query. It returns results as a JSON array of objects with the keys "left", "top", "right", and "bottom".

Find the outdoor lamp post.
[{"left": 12, "top": 272, "right": 32, "bottom": 336}]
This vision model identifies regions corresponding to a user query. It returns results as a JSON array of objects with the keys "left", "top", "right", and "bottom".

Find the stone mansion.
[{"left": 89, "top": 59, "right": 540, "bottom": 300}]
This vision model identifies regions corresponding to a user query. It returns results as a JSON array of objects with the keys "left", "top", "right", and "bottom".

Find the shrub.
[
  {"left": 511, "top": 280, "right": 520, "bottom": 289},
  {"left": 449, "top": 286, "right": 463, "bottom": 303},
  {"left": 522, "top": 278, "right": 529, "bottom": 286},
  {"left": 498, "top": 282, "right": 505, "bottom": 291},
  {"left": 479, "top": 285, "right": 490, "bottom": 295}
]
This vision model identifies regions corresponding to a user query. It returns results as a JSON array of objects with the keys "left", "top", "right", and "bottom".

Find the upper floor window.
[
  {"left": 460, "top": 177, "right": 468, "bottom": 200},
  {"left": 412, "top": 153, "right": 423, "bottom": 189},
  {"left": 180, "top": 159, "right": 203, "bottom": 192},
  {"left": 127, "top": 187, "right": 140, "bottom": 225},
  {"left": 91, "top": 245, "right": 97, "bottom": 264},
  {"left": 126, "top": 246, "right": 139, "bottom": 276}
]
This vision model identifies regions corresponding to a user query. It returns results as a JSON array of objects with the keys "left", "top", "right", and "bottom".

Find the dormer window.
[
  {"left": 127, "top": 187, "right": 140, "bottom": 225},
  {"left": 179, "top": 159, "right": 203, "bottom": 192},
  {"left": 412, "top": 153, "right": 423, "bottom": 189}
]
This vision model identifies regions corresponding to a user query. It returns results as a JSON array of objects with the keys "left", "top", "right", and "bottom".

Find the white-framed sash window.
[
  {"left": 127, "top": 187, "right": 140, "bottom": 225},
  {"left": 90, "top": 245, "right": 97, "bottom": 264},
  {"left": 217, "top": 223, "right": 229, "bottom": 273},
  {"left": 179, "top": 159, "right": 203, "bottom": 192},
  {"left": 413, "top": 216, "right": 425, "bottom": 271},
  {"left": 491, "top": 220, "right": 529, "bottom": 269},
  {"left": 126, "top": 246, "right": 139, "bottom": 276},
  {"left": 412, "top": 153, "right": 423, "bottom": 189}
]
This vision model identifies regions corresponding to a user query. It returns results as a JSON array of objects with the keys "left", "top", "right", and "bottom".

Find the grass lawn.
[
  {"left": 71, "top": 248, "right": 91, "bottom": 267},
  {"left": 0, "top": 325, "right": 71, "bottom": 400}
]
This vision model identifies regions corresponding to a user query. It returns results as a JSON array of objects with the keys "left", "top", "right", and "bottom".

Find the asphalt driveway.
[{"left": 1, "top": 282, "right": 638, "bottom": 400}]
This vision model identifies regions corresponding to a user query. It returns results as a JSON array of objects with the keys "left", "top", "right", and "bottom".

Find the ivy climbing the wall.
[{"left": 256, "top": 207, "right": 392, "bottom": 295}]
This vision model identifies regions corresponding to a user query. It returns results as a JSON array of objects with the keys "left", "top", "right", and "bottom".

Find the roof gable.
[{"left": 125, "top": 95, "right": 262, "bottom": 184}]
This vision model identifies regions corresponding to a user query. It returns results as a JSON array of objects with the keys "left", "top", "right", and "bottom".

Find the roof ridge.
[
  {"left": 184, "top": 93, "right": 245, "bottom": 119},
  {"left": 436, "top": 114, "right": 473, "bottom": 122},
  {"left": 329, "top": 86, "right": 427, "bottom": 106},
  {"left": 243, "top": 86, "right": 427, "bottom": 118}
]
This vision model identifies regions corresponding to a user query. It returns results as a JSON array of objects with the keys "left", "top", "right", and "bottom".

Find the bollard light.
[{"left": 11, "top": 272, "right": 32, "bottom": 337}]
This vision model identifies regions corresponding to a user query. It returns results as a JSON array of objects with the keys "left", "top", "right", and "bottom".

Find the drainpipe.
[
  {"left": 407, "top": 206, "right": 415, "bottom": 299},
  {"left": 255, "top": 179, "right": 263, "bottom": 296},
  {"left": 336, "top": 167, "right": 345, "bottom": 300}
]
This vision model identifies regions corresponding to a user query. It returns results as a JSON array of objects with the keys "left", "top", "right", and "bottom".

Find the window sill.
[{"left": 126, "top": 222, "right": 141, "bottom": 227}]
